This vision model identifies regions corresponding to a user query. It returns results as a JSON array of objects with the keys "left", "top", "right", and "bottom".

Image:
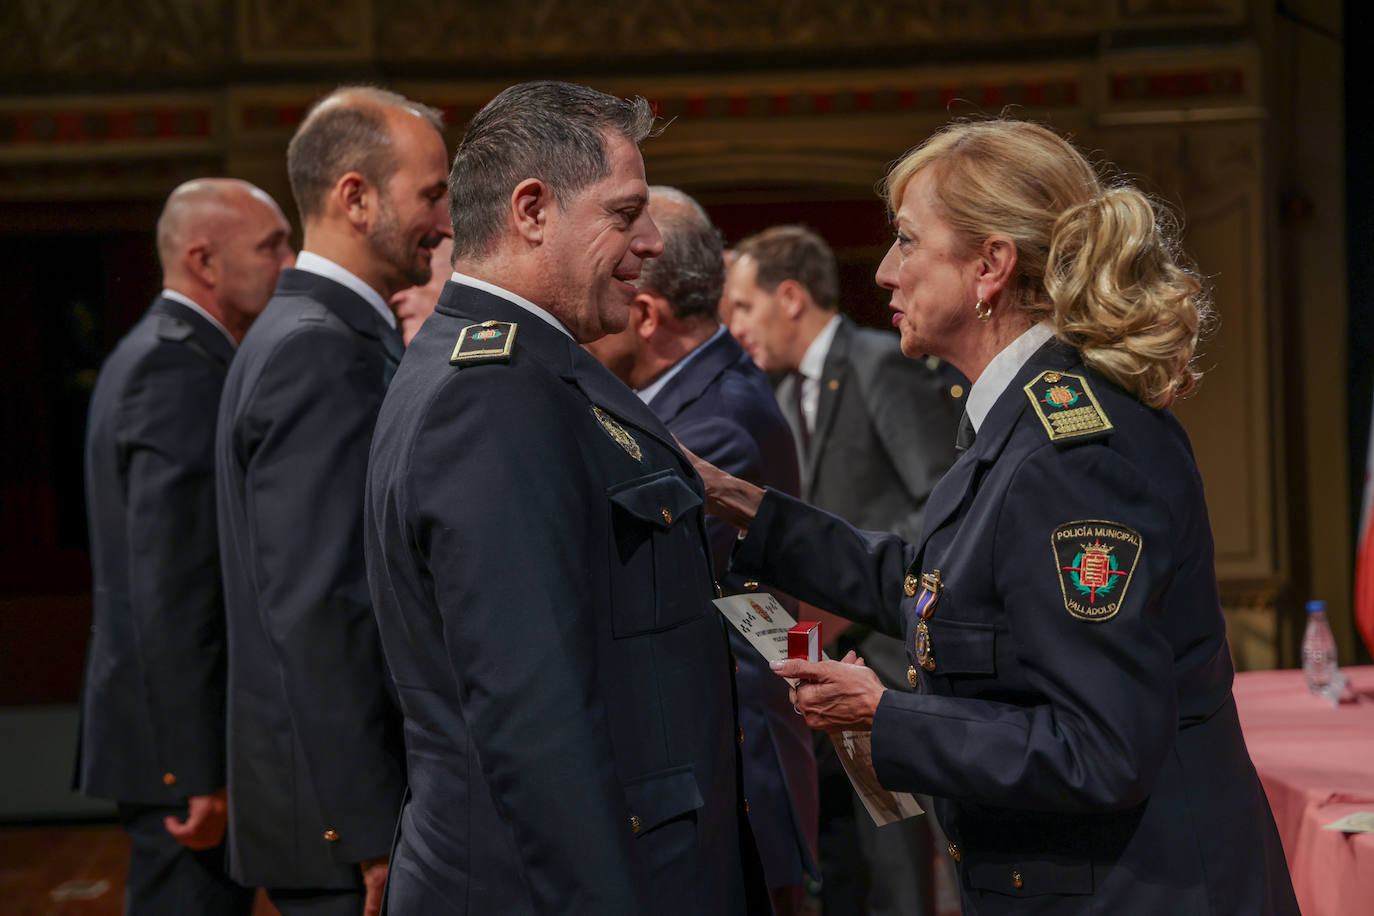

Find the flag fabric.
[{"left": 1356, "top": 394, "right": 1374, "bottom": 657}]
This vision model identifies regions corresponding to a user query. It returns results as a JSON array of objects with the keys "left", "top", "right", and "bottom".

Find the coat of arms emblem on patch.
[{"left": 1050, "top": 520, "right": 1143, "bottom": 622}]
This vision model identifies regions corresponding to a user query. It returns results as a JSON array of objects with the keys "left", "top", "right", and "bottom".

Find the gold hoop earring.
[{"left": 974, "top": 298, "right": 992, "bottom": 321}]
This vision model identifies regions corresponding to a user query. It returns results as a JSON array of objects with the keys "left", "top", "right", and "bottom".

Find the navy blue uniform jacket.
[
  {"left": 734, "top": 340, "right": 1298, "bottom": 914},
  {"left": 78, "top": 296, "right": 235, "bottom": 804},
  {"left": 216, "top": 268, "right": 405, "bottom": 888},
  {"left": 647, "top": 328, "right": 819, "bottom": 889},
  {"left": 364, "top": 282, "right": 769, "bottom": 914}
]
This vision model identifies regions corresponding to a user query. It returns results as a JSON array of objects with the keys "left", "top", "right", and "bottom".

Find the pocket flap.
[
  {"left": 623, "top": 765, "right": 704, "bottom": 835},
  {"left": 608, "top": 469, "right": 702, "bottom": 530},
  {"left": 930, "top": 619, "right": 996, "bottom": 675},
  {"left": 965, "top": 855, "right": 1093, "bottom": 896}
]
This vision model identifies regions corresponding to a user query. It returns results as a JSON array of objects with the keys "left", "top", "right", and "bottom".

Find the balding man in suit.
[
  {"left": 78, "top": 177, "right": 292, "bottom": 915},
  {"left": 215, "top": 87, "right": 450, "bottom": 916}
]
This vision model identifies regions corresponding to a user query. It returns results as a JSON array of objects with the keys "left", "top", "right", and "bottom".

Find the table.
[{"left": 1233, "top": 665, "right": 1374, "bottom": 916}]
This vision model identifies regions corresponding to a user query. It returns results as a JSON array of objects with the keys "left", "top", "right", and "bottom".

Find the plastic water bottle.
[{"left": 1301, "top": 599, "right": 1346, "bottom": 704}]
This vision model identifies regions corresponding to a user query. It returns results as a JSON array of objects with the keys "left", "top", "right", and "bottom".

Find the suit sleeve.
[
  {"left": 119, "top": 346, "right": 227, "bottom": 796},
  {"left": 732, "top": 488, "right": 912, "bottom": 639},
  {"left": 870, "top": 443, "right": 1179, "bottom": 813},
  {"left": 239, "top": 327, "right": 403, "bottom": 861},
  {"left": 411, "top": 366, "right": 652, "bottom": 912},
  {"left": 863, "top": 348, "right": 959, "bottom": 544}
]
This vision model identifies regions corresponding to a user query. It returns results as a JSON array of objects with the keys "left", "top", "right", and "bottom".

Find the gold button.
[
  {"left": 907, "top": 665, "right": 919, "bottom": 687},
  {"left": 948, "top": 842, "right": 961, "bottom": 862},
  {"left": 1043, "top": 371, "right": 1061, "bottom": 383},
  {"left": 903, "top": 574, "right": 918, "bottom": 597},
  {"left": 827, "top": 378, "right": 839, "bottom": 391},
  {"left": 629, "top": 815, "right": 641, "bottom": 834},
  {"left": 1012, "top": 869, "right": 1023, "bottom": 889},
  {"left": 743, "top": 580, "right": 759, "bottom": 591},
  {"left": 950, "top": 383, "right": 964, "bottom": 399},
  {"left": 162, "top": 772, "right": 176, "bottom": 786},
  {"left": 738, "top": 726, "right": 744, "bottom": 744},
  {"left": 660, "top": 507, "right": 672, "bottom": 525},
  {"left": 733, "top": 656, "right": 739, "bottom": 674},
  {"left": 323, "top": 829, "right": 339, "bottom": 842},
  {"left": 745, "top": 798, "right": 750, "bottom": 814}
]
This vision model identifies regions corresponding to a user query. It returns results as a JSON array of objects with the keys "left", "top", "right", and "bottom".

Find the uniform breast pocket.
[
  {"left": 607, "top": 469, "right": 712, "bottom": 637},
  {"left": 928, "top": 619, "right": 997, "bottom": 677}
]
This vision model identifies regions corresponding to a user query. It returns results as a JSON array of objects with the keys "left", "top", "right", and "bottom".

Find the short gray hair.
[
  {"left": 448, "top": 81, "right": 655, "bottom": 260},
  {"left": 638, "top": 187, "right": 724, "bottom": 322},
  {"left": 288, "top": 86, "right": 444, "bottom": 222}
]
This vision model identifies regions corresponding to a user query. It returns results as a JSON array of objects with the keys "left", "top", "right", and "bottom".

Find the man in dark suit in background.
[
  {"left": 585, "top": 186, "right": 819, "bottom": 916},
  {"left": 77, "top": 177, "right": 293, "bottom": 914},
  {"left": 215, "top": 87, "right": 450, "bottom": 916},
  {"left": 725, "top": 224, "right": 964, "bottom": 916},
  {"left": 365, "top": 81, "right": 769, "bottom": 915}
]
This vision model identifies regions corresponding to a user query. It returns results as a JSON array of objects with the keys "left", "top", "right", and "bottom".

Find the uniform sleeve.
[
  {"left": 732, "top": 488, "right": 912, "bottom": 639},
  {"left": 411, "top": 366, "right": 651, "bottom": 912},
  {"left": 862, "top": 348, "right": 959, "bottom": 544},
  {"left": 119, "top": 347, "right": 227, "bottom": 795},
  {"left": 238, "top": 328, "right": 402, "bottom": 862},
  {"left": 870, "top": 442, "right": 1179, "bottom": 813}
]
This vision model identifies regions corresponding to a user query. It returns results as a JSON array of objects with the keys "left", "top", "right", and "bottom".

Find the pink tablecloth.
[{"left": 1233, "top": 665, "right": 1374, "bottom": 916}]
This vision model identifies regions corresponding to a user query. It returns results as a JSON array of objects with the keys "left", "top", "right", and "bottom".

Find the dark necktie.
[
  {"left": 955, "top": 411, "right": 976, "bottom": 454},
  {"left": 792, "top": 372, "right": 811, "bottom": 455}
]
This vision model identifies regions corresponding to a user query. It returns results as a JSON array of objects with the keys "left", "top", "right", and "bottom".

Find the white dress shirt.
[
  {"left": 159, "top": 288, "right": 236, "bottom": 349},
  {"left": 294, "top": 250, "right": 397, "bottom": 330},
  {"left": 964, "top": 321, "right": 1056, "bottom": 433}
]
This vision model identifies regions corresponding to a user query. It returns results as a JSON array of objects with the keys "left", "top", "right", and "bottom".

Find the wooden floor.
[{"left": 0, "top": 823, "right": 278, "bottom": 916}]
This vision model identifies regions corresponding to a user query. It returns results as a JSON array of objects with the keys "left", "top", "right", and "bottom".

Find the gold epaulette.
[
  {"left": 1023, "top": 370, "right": 1113, "bottom": 443},
  {"left": 450, "top": 320, "right": 517, "bottom": 366}
]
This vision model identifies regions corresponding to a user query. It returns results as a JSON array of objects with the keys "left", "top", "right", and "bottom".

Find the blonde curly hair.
[{"left": 883, "top": 118, "right": 1210, "bottom": 408}]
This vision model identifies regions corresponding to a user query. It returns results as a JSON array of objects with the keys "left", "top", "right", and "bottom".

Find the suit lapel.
[
  {"left": 645, "top": 329, "right": 738, "bottom": 424},
  {"left": 804, "top": 316, "right": 851, "bottom": 494}
]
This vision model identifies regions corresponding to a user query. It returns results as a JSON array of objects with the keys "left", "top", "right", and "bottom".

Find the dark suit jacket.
[
  {"left": 646, "top": 328, "right": 819, "bottom": 889},
  {"left": 77, "top": 295, "right": 235, "bottom": 805},
  {"left": 364, "top": 282, "right": 769, "bottom": 915},
  {"left": 735, "top": 341, "right": 1298, "bottom": 915},
  {"left": 215, "top": 268, "right": 405, "bottom": 888}
]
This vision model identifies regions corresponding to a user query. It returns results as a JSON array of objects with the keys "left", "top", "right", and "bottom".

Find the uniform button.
[
  {"left": 742, "top": 580, "right": 759, "bottom": 591},
  {"left": 950, "top": 383, "right": 965, "bottom": 399},
  {"left": 660, "top": 507, "right": 673, "bottom": 524},
  {"left": 162, "top": 772, "right": 176, "bottom": 786},
  {"left": 733, "top": 655, "right": 739, "bottom": 674},
  {"left": 907, "top": 666, "right": 919, "bottom": 687},
  {"left": 827, "top": 379, "right": 839, "bottom": 391},
  {"left": 323, "top": 829, "right": 340, "bottom": 842},
  {"left": 1043, "top": 371, "right": 1062, "bottom": 383},
  {"left": 629, "top": 815, "right": 641, "bottom": 834},
  {"left": 1011, "top": 869, "right": 1023, "bottom": 889},
  {"left": 947, "top": 842, "right": 962, "bottom": 862},
  {"left": 738, "top": 726, "right": 744, "bottom": 744},
  {"left": 744, "top": 798, "right": 750, "bottom": 814},
  {"left": 903, "top": 574, "right": 918, "bottom": 597}
]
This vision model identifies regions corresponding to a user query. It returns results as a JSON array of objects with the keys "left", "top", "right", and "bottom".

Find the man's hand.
[
  {"left": 361, "top": 855, "right": 389, "bottom": 916},
  {"left": 163, "top": 788, "right": 228, "bottom": 850},
  {"left": 771, "top": 651, "right": 886, "bottom": 732}
]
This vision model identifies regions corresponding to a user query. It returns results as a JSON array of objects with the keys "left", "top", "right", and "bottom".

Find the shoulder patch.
[
  {"left": 154, "top": 315, "right": 193, "bottom": 342},
  {"left": 450, "top": 320, "right": 517, "bottom": 366},
  {"left": 1051, "top": 520, "right": 1142, "bottom": 622},
  {"left": 1023, "top": 370, "right": 1112, "bottom": 444}
]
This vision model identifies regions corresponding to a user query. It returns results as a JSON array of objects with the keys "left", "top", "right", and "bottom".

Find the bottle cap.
[{"left": 1306, "top": 599, "right": 1327, "bottom": 614}]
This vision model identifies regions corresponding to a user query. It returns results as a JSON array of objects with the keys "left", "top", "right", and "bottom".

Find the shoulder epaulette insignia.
[
  {"left": 450, "top": 320, "right": 517, "bottom": 366},
  {"left": 155, "top": 315, "right": 193, "bottom": 342},
  {"left": 1023, "top": 369, "right": 1113, "bottom": 443}
]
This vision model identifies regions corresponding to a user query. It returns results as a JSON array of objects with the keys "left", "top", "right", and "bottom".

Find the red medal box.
[{"left": 788, "top": 621, "right": 821, "bottom": 662}]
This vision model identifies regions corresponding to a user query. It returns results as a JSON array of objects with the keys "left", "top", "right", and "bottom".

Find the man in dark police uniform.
[
  {"left": 364, "top": 81, "right": 768, "bottom": 914},
  {"left": 77, "top": 177, "right": 292, "bottom": 914},
  {"left": 216, "top": 87, "right": 450, "bottom": 916}
]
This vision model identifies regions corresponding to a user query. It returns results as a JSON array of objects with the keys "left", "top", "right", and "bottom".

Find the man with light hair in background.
[
  {"left": 216, "top": 86, "right": 449, "bottom": 916},
  {"left": 77, "top": 177, "right": 292, "bottom": 914}
]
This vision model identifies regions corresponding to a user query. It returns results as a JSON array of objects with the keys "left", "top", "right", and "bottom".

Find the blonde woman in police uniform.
[{"left": 695, "top": 119, "right": 1299, "bottom": 915}]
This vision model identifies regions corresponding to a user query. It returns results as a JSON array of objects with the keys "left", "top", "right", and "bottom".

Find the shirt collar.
[
  {"left": 294, "top": 251, "right": 397, "bottom": 330},
  {"left": 636, "top": 324, "right": 726, "bottom": 404},
  {"left": 798, "top": 314, "right": 841, "bottom": 380},
  {"left": 965, "top": 321, "right": 1056, "bottom": 432},
  {"left": 449, "top": 271, "right": 575, "bottom": 341},
  {"left": 160, "top": 288, "right": 236, "bottom": 349}
]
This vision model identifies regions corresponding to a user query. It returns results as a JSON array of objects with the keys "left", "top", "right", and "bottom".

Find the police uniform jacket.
[
  {"left": 646, "top": 327, "right": 819, "bottom": 889},
  {"left": 215, "top": 268, "right": 405, "bottom": 888},
  {"left": 364, "top": 280, "right": 769, "bottom": 915},
  {"left": 77, "top": 295, "right": 235, "bottom": 805},
  {"left": 733, "top": 339, "right": 1299, "bottom": 914}
]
